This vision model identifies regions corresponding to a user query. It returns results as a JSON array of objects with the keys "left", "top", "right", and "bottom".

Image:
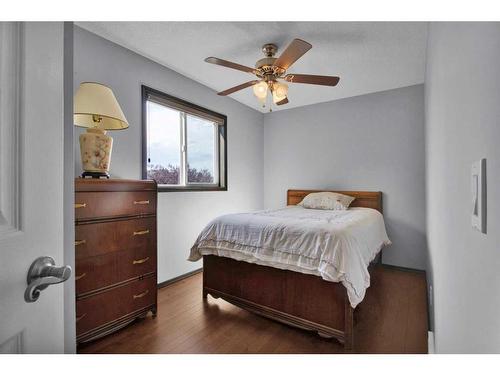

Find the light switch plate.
[{"left": 471, "top": 158, "right": 486, "bottom": 233}]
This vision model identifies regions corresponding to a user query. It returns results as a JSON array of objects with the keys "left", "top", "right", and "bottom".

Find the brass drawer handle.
[
  {"left": 133, "top": 229, "right": 150, "bottom": 236},
  {"left": 74, "top": 203, "right": 86, "bottom": 209},
  {"left": 133, "top": 257, "right": 150, "bottom": 265},
  {"left": 75, "top": 240, "right": 86, "bottom": 246},
  {"left": 133, "top": 290, "right": 149, "bottom": 299},
  {"left": 76, "top": 313, "right": 87, "bottom": 323},
  {"left": 75, "top": 273, "right": 86, "bottom": 281},
  {"left": 133, "top": 200, "right": 150, "bottom": 205}
]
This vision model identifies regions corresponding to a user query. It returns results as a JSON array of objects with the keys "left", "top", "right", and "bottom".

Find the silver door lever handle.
[{"left": 24, "top": 256, "right": 72, "bottom": 303}]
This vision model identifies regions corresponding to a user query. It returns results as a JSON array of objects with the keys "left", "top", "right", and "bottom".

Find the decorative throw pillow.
[{"left": 298, "top": 192, "right": 355, "bottom": 210}]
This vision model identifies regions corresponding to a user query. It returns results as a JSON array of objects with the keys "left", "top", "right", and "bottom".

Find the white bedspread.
[{"left": 188, "top": 206, "right": 391, "bottom": 308}]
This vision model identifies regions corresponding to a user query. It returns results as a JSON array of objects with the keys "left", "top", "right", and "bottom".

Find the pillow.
[{"left": 297, "top": 192, "right": 355, "bottom": 210}]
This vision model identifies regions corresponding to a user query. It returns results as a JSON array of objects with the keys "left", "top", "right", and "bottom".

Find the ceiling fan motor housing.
[
  {"left": 255, "top": 57, "right": 284, "bottom": 77},
  {"left": 255, "top": 43, "right": 286, "bottom": 79},
  {"left": 255, "top": 57, "right": 277, "bottom": 70}
]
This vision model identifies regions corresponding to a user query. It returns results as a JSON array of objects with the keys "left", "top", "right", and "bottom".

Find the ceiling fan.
[{"left": 204, "top": 38, "right": 340, "bottom": 108}]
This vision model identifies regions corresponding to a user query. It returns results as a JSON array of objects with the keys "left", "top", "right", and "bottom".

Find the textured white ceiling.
[{"left": 76, "top": 22, "right": 428, "bottom": 113}]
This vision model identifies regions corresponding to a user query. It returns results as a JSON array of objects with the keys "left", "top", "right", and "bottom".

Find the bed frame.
[{"left": 202, "top": 189, "right": 383, "bottom": 350}]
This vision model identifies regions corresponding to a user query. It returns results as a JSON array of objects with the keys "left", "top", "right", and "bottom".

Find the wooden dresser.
[{"left": 74, "top": 179, "right": 158, "bottom": 344}]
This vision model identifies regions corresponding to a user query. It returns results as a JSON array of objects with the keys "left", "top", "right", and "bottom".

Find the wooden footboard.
[{"left": 202, "top": 255, "right": 354, "bottom": 349}]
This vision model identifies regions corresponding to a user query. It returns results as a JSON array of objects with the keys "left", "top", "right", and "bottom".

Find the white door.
[{"left": 0, "top": 22, "right": 73, "bottom": 353}]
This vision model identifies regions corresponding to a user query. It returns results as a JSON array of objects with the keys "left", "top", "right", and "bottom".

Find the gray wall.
[
  {"left": 74, "top": 27, "right": 264, "bottom": 283},
  {"left": 263, "top": 85, "right": 427, "bottom": 270},
  {"left": 425, "top": 23, "right": 500, "bottom": 353}
]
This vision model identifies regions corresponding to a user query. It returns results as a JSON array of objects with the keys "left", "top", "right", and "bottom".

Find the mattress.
[{"left": 189, "top": 206, "right": 391, "bottom": 307}]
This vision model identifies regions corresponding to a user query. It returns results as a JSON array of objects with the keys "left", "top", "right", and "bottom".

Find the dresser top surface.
[{"left": 75, "top": 178, "right": 157, "bottom": 192}]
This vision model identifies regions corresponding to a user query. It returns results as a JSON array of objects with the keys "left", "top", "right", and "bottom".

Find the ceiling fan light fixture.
[
  {"left": 272, "top": 82, "right": 288, "bottom": 104},
  {"left": 253, "top": 81, "right": 268, "bottom": 100},
  {"left": 205, "top": 38, "right": 339, "bottom": 108}
]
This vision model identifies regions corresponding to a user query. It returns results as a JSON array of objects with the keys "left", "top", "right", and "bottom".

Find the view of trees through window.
[
  {"left": 145, "top": 99, "right": 218, "bottom": 186},
  {"left": 147, "top": 164, "right": 214, "bottom": 185}
]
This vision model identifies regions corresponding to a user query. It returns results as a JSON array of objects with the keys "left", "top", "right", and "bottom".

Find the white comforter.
[{"left": 188, "top": 206, "right": 391, "bottom": 308}]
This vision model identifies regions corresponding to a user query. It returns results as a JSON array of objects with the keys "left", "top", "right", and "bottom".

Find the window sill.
[{"left": 157, "top": 185, "right": 227, "bottom": 192}]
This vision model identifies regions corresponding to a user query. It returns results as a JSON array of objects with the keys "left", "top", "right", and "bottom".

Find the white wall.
[
  {"left": 73, "top": 27, "right": 264, "bottom": 283},
  {"left": 425, "top": 23, "right": 500, "bottom": 353},
  {"left": 263, "top": 85, "right": 427, "bottom": 270}
]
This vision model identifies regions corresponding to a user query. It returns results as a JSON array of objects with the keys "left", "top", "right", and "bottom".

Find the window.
[{"left": 142, "top": 86, "right": 227, "bottom": 191}]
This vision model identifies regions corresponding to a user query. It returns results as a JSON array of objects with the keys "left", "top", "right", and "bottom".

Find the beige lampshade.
[{"left": 74, "top": 82, "right": 129, "bottom": 130}]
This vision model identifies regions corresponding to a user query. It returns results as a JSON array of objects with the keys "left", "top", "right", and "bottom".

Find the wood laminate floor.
[{"left": 78, "top": 265, "right": 428, "bottom": 354}]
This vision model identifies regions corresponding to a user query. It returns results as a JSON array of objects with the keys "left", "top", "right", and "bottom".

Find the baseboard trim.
[
  {"left": 377, "top": 263, "right": 426, "bottom": 274},
  {"left": 157, "top": 268, "right": 202, "bottom": 289},
  {"left": 428, "top": 331, "right": 435, "bottom": 354}
]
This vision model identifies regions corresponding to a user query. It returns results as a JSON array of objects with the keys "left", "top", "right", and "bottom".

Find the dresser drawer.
[
  {"left": 76, "top": 246, "right": 156, "bottom": 295},
  {"left": 76, "top": 276, "right": 156, "bottom": 336},
  {"left": 75, "top": 217, "right": 156, "bottom": 259},
  {"left": 75, "top": 191, "right": 156, "bottom": 220}
]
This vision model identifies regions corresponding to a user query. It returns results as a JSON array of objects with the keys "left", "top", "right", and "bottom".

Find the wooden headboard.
[{"left": 287, "top": 189, "right": 383, "bottom": 213}]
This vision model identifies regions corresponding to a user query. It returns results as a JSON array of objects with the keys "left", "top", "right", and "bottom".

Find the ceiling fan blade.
[
  {"left": 274, "top": 39, "right": 312, "bottom": 70},
  {"left": 276, "top": 97, "right": 289, "bottom": 105},
  {"left": 217, "top": 80, "right": 260, "bottom": 96},
  {"left": 283, "top": 74, "right": 340, "bottom": 86},
  {"left": 205, "top": 57, "right": 256, "bottom": 74}
]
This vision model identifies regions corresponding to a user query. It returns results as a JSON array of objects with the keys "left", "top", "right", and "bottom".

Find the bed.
[{"left": 188, "top": 189, "right": 390, "bottom": 349}]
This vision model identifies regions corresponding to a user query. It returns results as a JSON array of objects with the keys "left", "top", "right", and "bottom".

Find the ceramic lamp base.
[{"left": 79, "top": 128, "right": 113, "bottom": 177}]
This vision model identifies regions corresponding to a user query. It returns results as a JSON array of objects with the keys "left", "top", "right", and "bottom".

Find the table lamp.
[{"left": 74, "top": 82, "right": 129, "bottom": 178}]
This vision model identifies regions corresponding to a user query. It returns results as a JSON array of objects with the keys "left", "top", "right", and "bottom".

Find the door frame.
[{"left": 62, "top": 21, "right": 76, "bottom": 354}]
